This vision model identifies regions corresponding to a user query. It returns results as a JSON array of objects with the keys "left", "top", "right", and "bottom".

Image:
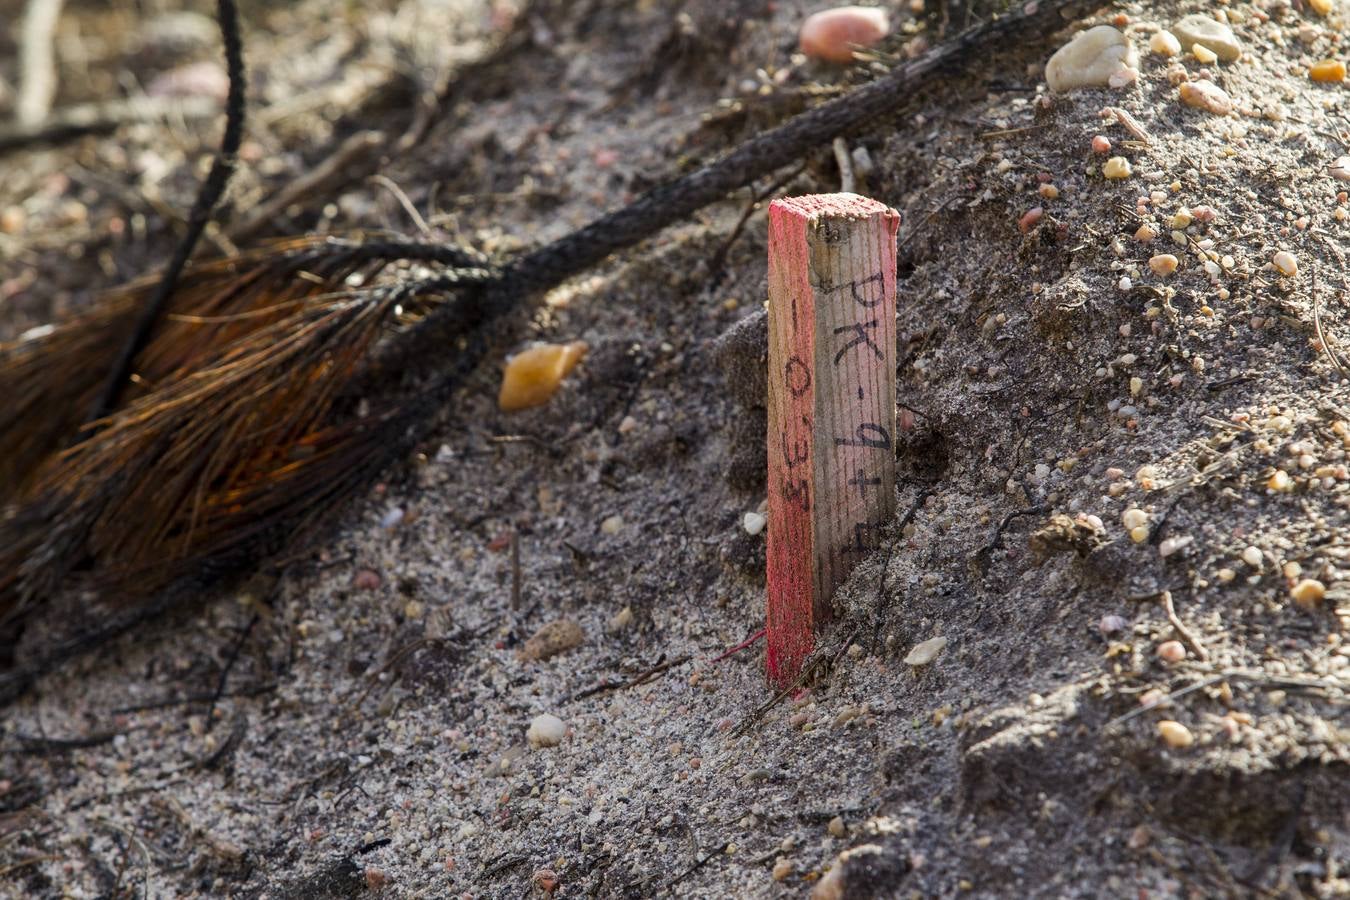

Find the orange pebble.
[
  {"left": 799, "top": 6, "right": 890, "bottom": 64},
  {"left": 498, "top": 341, "right": 588, "bottom": 412},
  {"left": 1310, "top": 59, "right": 1346, "bottom": 83}
]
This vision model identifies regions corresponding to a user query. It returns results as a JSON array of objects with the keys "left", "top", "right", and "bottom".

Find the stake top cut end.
[{"left": 769, "top": 192, "right": 898, "bottom": 224}]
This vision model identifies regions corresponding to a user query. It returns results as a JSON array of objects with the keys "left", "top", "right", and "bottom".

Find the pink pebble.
[
  {"left": 353, "top": 569, "right": 382, "bottom": 591},
  {"left": 1189, "top": 204, "right": 1217, "bottom": 223},
  {"left": 799, "top": 6, "right": 890, "bottom": 63},
  {"left": 1156, "top": 640, "right": 1187, "bottom": 663},
  {"left": 147, "top": 61, "right": 230, "bottom": 101},
  {"left": 1018, "top": 206, "right": 1044, "bottom": 234},
  {"left": 1099, "top": 615, "right": 1129, "bottom": 635},
  {"left": 1091, "top": 135, "right": 1112, "bottom": 154}
]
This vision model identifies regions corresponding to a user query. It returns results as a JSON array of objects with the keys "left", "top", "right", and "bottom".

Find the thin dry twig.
[
  {"left": 1102, "top": 106, "right": 1153, "bottom": 145},
  {"left": 1160, "top": 590, "right": 1209, "bottom": 662},
  {"left": 159, "top": 796, "right": 245, "bottom": 862},
  {"left": 833, "top": 137, "right": 855, "bottom": 193},
  {"left": 370, "top": 174, "right": 431, "bottom": 237},
  {"left": 0, "top": 855, "right": 63, "bottom": 879},
  {"left": 563, "top": 654, "right": 693, "bottom": 704},
  {"left": 13, "top": 729, "right": 124, "bottom": 753},
  {"left": 346, "top": 636, "right": 435, "bottom": 715},
  {"left": 730, "top": 645, "right": 842, "bottom": 738},
  {"left": 978, "top": 123, "right": 1052, "bottom": 139},
  {"left": 0, "top": 96, "right": 219, "bottom": 152},
  {"left": 708, "top": 628, "right": 765, "bottom": 664},
  {"left": 228, "top": 130, "right": 387, "bottom": 242},
  {"left": 92, "top": 816, "right": 153, "bottom": 898},
  {"left": 509, "top": 531, "right": 522, "bottom": 612},
  {"left": 1311, "top": 270, "right": 1346, "bottom": 378},
  {"left": 204, "top": 613, "right": 259, "bottom": 732},
  {"left": 16, "top": 0, "right": 65, "bottom": 127},
  {"left": 1105, "top": 669, "right": 1346, "bottom": 729}
]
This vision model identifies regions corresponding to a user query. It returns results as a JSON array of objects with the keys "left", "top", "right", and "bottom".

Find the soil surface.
[{"left": 1, "top": 1, "right": 1348, "bottom": 898}]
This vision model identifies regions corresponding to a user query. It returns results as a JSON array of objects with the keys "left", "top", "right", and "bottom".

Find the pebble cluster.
[{"left": 1008, "top": 6, "right": 1350, "bottom": 762}]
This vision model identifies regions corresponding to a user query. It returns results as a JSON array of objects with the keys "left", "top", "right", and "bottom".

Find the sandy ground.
[{"left": 1, "top": 0, "right": 1348, "bottom": 897}]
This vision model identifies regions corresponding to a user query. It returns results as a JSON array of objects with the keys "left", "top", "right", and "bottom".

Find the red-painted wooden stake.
[{"left": 765, "top": 193, "right": 899, "bottom": 687}]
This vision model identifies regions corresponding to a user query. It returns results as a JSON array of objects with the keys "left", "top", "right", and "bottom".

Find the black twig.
[
  {"left": 14, "top": 730, "right": 123, "bottom": 753},
  {"left": 204, "top": 612, "right": 259, "bottom": 732},
  {"left": 87, "top": 0, "right": 247, "bottom": 423},
  {"left": 661, "top": 842, "right": 730, "bottom": 893},
  {"left": 562, "top": 654, "right": 692, "bottom": 704}
]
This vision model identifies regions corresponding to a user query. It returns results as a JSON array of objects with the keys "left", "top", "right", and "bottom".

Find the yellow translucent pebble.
[
  {"left": 1191, "top": 43, "right": 1217, "bottom": 65},
  {"left": 498, "top": 341, "right": 588, "bottom": 412},
  {"left": 1310, "top": 59, "right": 1346, "bottom": 83}
]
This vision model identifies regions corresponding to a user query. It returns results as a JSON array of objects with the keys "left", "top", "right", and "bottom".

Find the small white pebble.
[
  {"left": 1150, "top": 30, "right": 1181, "bottom": 57},
  {"left": 904, "top": 636, "right": 947, "bottom": 666},
  {"left": 743, "top": 512, "right": 767, "bottom": 536},
  {"left": 526, "top": 714, "right": 567, "bottom": 748},
  {"left": 1241, "top": 546, "right": 1263, "bottom": 568},
  {"left": 1272, "top": 250, "right": 1299, "bottom": 277},
  {"left": 1159, "top": 535, "right": 1193, "bottom": 557},
  {"left": 600, "top": 514, "right": 624, "bottom": 535}
]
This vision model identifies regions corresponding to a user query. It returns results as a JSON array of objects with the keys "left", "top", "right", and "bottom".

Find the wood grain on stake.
[{"left": 766, "top": 194, "right": 899, "bottom": 686}]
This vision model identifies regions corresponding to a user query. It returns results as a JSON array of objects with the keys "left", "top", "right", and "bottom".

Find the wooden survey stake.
[{"left": 766, "top": 193, "right": 899, "bottom": 686}]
